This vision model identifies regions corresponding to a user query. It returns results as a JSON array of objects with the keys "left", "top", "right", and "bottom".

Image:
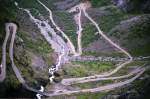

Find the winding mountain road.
[
  {"left": 5, "top": 22, "right": 49, "bottom": 95},
  {"left": 0, "top": 23, "right": 11, "bottom": 82},
  {"left": 37, "top": 0, "right": 77, "bottom": 56},
  {"left": 62, "top": 66, "right": 144, "bottom": 85},
  {"left": 9, "top": 0, "right": 149, "bottom": 98},
  {"left": 36, "top": 67, "right": 147, "bottom": 97},
  {"left": 9, "top": 23, "right": 25, "bottom": 83},
  {"left": 74, "top": 7, "right": 83, "bottom": 55},
  {"left": 61, "top": 4, "right": 133, "bottom": 85}
]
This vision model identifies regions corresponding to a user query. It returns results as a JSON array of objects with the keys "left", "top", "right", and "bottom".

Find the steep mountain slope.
[{"left": 0, "top": 0, "right": 150, "bottom": 99}]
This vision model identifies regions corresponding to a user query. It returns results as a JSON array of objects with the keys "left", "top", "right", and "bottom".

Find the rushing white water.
[
  {"left": 48, "top": 46, "right": 65, "bottom": 83},
  {"left": 15, "top": 2, "right": 70, "bottom": 82},
  {"left": 24, "top": 9, "right": 68, "bottom": 53},
  {"left": 4, "top": 21, "right": 148, "bottom": 97},
  {"left": 15, "top": 2, "right": 69, "bottom": 54},
  {"left": 55, "top": 46, "right": 65, "bottom": 70},
  {"left": 36, "top": 86, "right": 44, "bottom": 99},
  {"left": 37, "top": 0, "right": 78, "bottom": 56},
  {"left": 13, "top": 1, "right": 149, "bottom": 98},
  {"left": 15, "top": 2, "right": 70, "bottom": 97}
]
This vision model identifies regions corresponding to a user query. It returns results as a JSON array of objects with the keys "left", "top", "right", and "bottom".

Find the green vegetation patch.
[
  {"left": 83, "top": 51, "right": 124, "bottom": 57},
  {"left": 126, "top": 60, "right": 147, "bottom": 67},
  {"left": 17, "top": 31, "right": 53, "bottom": 54},
  {"left": 0, "top": 0, "right": 18, "bottom": 45},
  {"left": 18, "top": 0, "right": 47, "bottom": 15},
  {"left": 129, "top": 44, "right": 150, "bottom": 56},
  {"left": 0, "top": 0, "right": 17, "bottom": 20},
  {"left": 82, "top": 23, "right": 99, "bottom": 47},
  {"left": 77, "top": 92, "right": 107, "bottom": 99},
  {"left": 127, "top": 18, "right": 150, "bottom": 56},
  {"left": 127, "top": 16, "right": 150, "bottom": 40},
  {"left": 90, "top": 0, "right": 112, "bottom": 7},
  {"left": 64, "top": 61, "right": 115, "bottom": 77},
  {"left": 97, "top": 7, "right": 131, "bottom": 33},
  {"left": 113, "top": 60, "right": 147, "bottom": 76},
  {"left": 82, "top": 7, "right": 132, "bottom": 47},
  {"left": 116, "top": 16, "right": 150, "bottom": 56},
  {"left": 73, "top": 79, "right": 113, "bottom": 89},
  {"left": 4, "top": 64, "right": 20, "bottom": 89},
  {"left": 13, "top": 49, "right": 35, "bottom": 83},
  {"left": 54, "top": 11, "right": 77, "bottom": 48}
]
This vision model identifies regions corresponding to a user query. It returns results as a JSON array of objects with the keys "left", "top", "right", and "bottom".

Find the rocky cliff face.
[{"left": 112, "top": 0, "right": 150, "bottom": 13}]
